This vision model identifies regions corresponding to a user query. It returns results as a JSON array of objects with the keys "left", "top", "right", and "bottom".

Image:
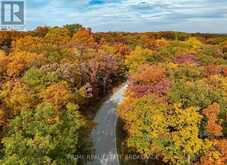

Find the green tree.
[
  {"left": 64, "top": 24, "right": 83, "bottom": 36},
  {"left": 44, "top": 27, "right": 71, "bottom": 47},
  {"left": 168, "top": 80, "right": 225, "bottom": 110},
  {"left": 0, "top": 103, "right": 85, "bottom": 165},
  {"left": 22, "top": 67, "right": 59, "bottom": 88}
]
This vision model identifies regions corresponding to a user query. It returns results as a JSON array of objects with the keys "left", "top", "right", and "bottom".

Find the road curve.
[{"left": 87, "top": 83, "right": 128, "bottom": 165}]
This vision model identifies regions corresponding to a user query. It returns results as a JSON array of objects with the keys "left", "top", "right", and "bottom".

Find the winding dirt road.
[{"left": 87, "top": 84, "right": 127, "bottom": 165}]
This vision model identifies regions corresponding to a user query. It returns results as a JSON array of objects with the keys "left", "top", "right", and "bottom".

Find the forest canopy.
[{"left": 0, "top": 24, "right": 226, "bottom": 165}]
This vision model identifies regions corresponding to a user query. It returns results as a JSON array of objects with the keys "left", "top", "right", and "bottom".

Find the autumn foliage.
[
  {"left": 118, "top": 35, "right": 227, "bottom": 165},
  {"left": 0, "top": 25, "right": 126, "bottom": 164},
  {"left": 202, "top": 103, "right": 223, "bottom": 138},
  {"left": 197, "top": 140, "right": 227, "bottom": 165},
  {"left": 0, "top": 25, "right": 227, "bottom": 164}
]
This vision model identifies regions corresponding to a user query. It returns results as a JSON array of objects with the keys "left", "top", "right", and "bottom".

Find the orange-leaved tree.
[{"left": 202, "top": 103, "right": 223, "bottom": 138}]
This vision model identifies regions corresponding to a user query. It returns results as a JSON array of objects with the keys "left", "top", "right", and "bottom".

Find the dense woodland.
[
  {"left": 118, "top": 34, "right": 227, "bottom": 165},
  {"left": 0, "top": 24, "right": 226, "bottom": 164}
]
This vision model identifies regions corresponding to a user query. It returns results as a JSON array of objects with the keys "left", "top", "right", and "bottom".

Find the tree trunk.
[
  {"left": 187, "top": 154, "right": 191, "bottom": 165},
  {"left": 103, "top": 78, "right": 107, "bottom": 95}
]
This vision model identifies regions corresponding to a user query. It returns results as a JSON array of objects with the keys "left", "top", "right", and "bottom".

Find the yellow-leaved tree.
[{"left": 125, "top": 46, "right": 153, "bottom": 74}]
